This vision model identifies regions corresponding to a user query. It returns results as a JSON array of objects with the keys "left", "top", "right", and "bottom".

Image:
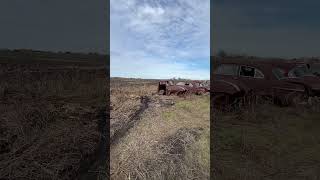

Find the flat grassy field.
[
  {"left": 110, "top": 78, "right": 210, "bottom": 180},
  {"left": 0, "top": 51, "right": 108, "bottom": 180},
  {"left": 212, "top": 102, "right": 320, "bottom": 180}
]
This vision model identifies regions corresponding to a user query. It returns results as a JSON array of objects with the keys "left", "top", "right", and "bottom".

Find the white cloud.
[
  {"left": 111, "top": 0, "right": 210, "bottom": 79},
  {"left": 111, "top": 52, "right": 209, "bottom": 80}
]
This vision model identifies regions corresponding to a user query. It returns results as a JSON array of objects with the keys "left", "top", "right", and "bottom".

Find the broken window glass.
[
  {"left": 214, "top": 64, "right": 239, "bottom": 75},
  {"left": 240, "top": 66, "right": 255, "bottom": 77}
]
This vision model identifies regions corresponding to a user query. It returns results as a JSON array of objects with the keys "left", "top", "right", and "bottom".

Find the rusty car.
[
  {"left": 271, "top": 61, "right": 320, "bottom": 97},
  {"left": 212, "top": 59, "right": 317, "bottom": 108},
  {"left": 158, "top": 80, "right": 209, "bottom": 96}
]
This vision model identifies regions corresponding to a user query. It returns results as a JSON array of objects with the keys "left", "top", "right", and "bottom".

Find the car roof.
[
  {"left": 213, "top": 59, "right": 274, "bottom": 72},
  {"left": 213, "top": 58, "right": 308, "bottom": 71}
]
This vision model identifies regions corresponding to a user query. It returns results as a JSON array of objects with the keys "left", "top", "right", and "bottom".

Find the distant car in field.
[
  {"left": 212, "top": 59, "right": 317, "bottom": 107},
  {"left": 158, "top": 80, "right": 209, "bottom": 96}
]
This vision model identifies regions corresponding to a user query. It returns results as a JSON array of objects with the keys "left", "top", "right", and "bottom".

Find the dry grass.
[
  {"left": 110, "top": 78, "right": 158, "bottom": 141},
  {"left": 110, "top": 78, "right": 209, "bottom": 180},
  {"left": 0, "top": 61, "right": 107, "bottom": 179},
  {"left": 212, "top": 102, "right": 320, "bottom": 180}
]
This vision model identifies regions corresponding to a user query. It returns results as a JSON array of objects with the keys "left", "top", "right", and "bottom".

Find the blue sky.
[
  {"left": 110, "top": 0, "right": 210, "bottom": 80},
  {"left": 213, "top": 0, "right": 320, "bottom": 58},
  {"left": 0, "top": 0, "right": 107, "bottom": 53}
]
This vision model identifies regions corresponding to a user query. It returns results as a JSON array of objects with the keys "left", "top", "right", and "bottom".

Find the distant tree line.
[
  {"left": 216, "top": 49, "right": 251, "bottom": 58},
  {"left": 0, "top": 48, "right": 106, "bottom": 56},
  {"left": 215, "top": 49, "right": 320, "bottom": 61}
]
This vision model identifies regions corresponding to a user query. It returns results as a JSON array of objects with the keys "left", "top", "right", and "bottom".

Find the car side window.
[
  {"left": 254, "top": 69, "right": 264, "bottom": 78},
  {"left": 311, "top": 64, "right": 320, "bottom": 75},
  {"left": 240, "top": 66, "right": 255, "bottom": 77},
  {"left": 272, "top": 68, "right": 285, "bottom": 80},
  {"left": 288, "top": 66, "right": 308, "bottom": 77},
  {"left": 187, "top": 83, "right": 193, "bottom": 87},
  {"left": 214, "top": 64, "right": 239, "bottom": 75},
  {"left": 311, "top": 64, "right": 320, "bottom": 71},
  {"left": 240, "top": 66, "right": 264, "bottom": 79}
]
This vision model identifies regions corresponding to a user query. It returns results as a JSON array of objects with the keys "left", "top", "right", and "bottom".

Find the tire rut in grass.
[
  {"left": 110, "top": 96, "right": 150, "bottom": 146},
  {"left": 78, "top": 108, "right": 108, "bottom": 180}
]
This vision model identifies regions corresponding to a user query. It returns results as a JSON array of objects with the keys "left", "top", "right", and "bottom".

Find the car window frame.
[
  {"left": 272, "top": 68, "right": 286, "bottom": 80},
  {"left": 311, "top": 64, "right": 320, "bottom": 73},
  {"left": 288, "top": 64, "right": 314, "bottom": 78},
  {"left": 239, "top": 65, "right": 265, "bottom": 79},
  {"left": 214, "top": 64, "right": 240, "bottom": 76}
]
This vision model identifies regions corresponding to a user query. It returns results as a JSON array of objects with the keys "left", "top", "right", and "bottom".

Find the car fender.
[{"left": 212, "top": 79, "right": 244, "bottom": 95}]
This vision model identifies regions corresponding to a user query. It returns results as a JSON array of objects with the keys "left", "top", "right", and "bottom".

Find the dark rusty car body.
[
  {"left": 158, "top": 80, "right": 209, "bottom": 96},
  {"left": 272, "top": 61, "right": 320, "bottom": 97},
  {"left": 212, "top": 59, "right": 315, "bottom": 107}
]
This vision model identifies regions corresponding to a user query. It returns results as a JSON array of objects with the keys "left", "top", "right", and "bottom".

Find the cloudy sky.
[
  {"left": 110, "top": 0, "right": 210, "bottom": 80},
  {"left": 0, "top": 0, "right": 107, "bottom": 54},
  {"left": 213, "top": 0, "right": 320, "bottom": 58}
]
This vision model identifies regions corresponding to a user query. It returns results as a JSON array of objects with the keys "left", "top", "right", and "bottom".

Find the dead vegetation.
[
  {"left": 212, "top": 100, "right": 320, "bottom": 180},
  {"left": 110, "top": 78, "right": 158, "bottom": 142},
  {"left": 110, "top": 78, "right": 209, "bottom": 180},
  {"left": 0, "top": 57, "right": 107, "bottom": 180}
]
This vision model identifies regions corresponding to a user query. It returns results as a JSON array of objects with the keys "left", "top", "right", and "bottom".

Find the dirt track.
[{"left": 111, "top": 96, "right": 150, "bottom": 146}]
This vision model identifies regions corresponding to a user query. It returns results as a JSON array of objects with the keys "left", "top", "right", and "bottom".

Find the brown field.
[
  {"left": 212, "top": 101, "right": 320, "bottom": 179},
  {"left": 0, "top": 51, "right": 108, "bottom": 180},
  {"left": 110, "top": 78, "right": 210, "bottom": 180},
  {"left": 4, "top": 51, "right": 319, "bottom": 180}
]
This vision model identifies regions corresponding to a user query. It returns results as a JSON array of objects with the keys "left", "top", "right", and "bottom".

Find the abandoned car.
[
  {"left": 272, "top": 61, "right": 320, "bottom": 97},
  {"left": 158, "top": 80, "right": 209, "bottom": 96},
  {"left": 212, "top": 59, "right": 320, "bottom": 107}
]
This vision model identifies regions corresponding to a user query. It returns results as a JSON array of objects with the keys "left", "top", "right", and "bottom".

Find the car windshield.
[
  {"left": 295, "top": 66, "right": 307, "bottom": 77},
  {"left": 311, "top": 64, "right": 320, "bottom": 74},
  {"left": 290, "top": 65, "right": 315, "bottom": 77},
  {"left": 272, "top": 68, "right": 286, "bottom": 79}
]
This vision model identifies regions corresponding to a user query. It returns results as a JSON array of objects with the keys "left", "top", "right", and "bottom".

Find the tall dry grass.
[
  {"left": 110, "top": 83, "right": 210, "bottom": 180},
  {"left": 0, "top": 65, "right": 107, "bottom": 179},
  {"left": 212, "top": 100, "right": 320, "bottom": 180}
]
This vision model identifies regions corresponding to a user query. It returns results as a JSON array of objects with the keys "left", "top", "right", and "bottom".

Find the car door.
[
  {"left": 238, "top": 65, "right": 270, "bottom": 95},
  {"left": 270, "top": 67, "right": 307, "bottom": 103},
  {"left": 212, "top": 64, "right": 248, "bottom": 94}
]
